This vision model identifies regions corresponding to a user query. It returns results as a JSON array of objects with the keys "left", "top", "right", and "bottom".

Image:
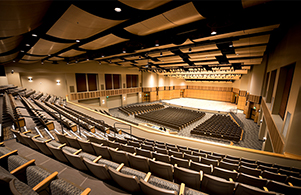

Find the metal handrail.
[{"left": 114, "top": 122, "right": 132, "bottom": 137}]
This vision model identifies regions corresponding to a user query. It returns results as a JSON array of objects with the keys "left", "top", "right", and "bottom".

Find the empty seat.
[
  {"left": 55, "top": 132, "right": 68, "bottom": 145},
  {"left": 240, "top": 161, "right": 258, "bottom": 169},
  {"left": 237, "top": 172, "right": 268, "bottom": 189},
  {"left": 266, "top": 180, "right": 301, "bottom": 195},
  {"left": 225, "top": 155, "right": 240, "bottom": 161},
  {"left": 261, "top": 170, "right": 287, "bottom": 183},
  {"left": 170, "top": 156, "right": 189, "bottom": 168},
  {"left": 139, "top": 178, "right": 177, "bottom": 195},
  {"left": 116, "top": 138, "right": 127, "bottom": 144},
  {"left": 273, "top": 163, "right": 291, "bottom": 171},
  {"left": 87, "top": 135, "right": 108, "bottom": 145},
  {"left": 278, "top": 168, "right": 300, "bottom": 177},
  {"left": 222, "top": 158, "right": 240, "bottom": 164},
  {"left": 121, "top": 144, "right": 136, "bottom": 153},
  {"left": 108, "top": 166, "right": 141, "bottom": 193},
  {"left": 153, "top": 152, "right": 170, "bottom": 164},
  {"left": 32, "top": 138, "right": 53, "bottom": 156},
  {"left": 199, "top": 150, "right": 211, "bottom": 155},
  {"left": 78, "top": 139, "right": 95, "bottom": 155},
  {"left": 166, "top": 145, "right": 178, "bottom": 152},
  {"left": 46, "top": 142, "right": 69, "bottom": 163},
  {"left": 174, "top": 166, "right": 201, "bottom": 190},
  {"left": 11, "top": 129, "right": 27, "bottom": 146},
  {"left": 201, "top": 174, "right": 235, "bottom": 195},
  {"left": 108, "top": 148, "right": 129, "bottom": 166},
  {"left": 188, "top": 147, "right": 199, "bottom": 153},
  {"left": 169, "top": 150, "right": 183, "bottom": 158},
  {"left": 136, "top": 148, "right": 153, "bottom": 159},
  {"left": 156, "top": 143, "right": 166, "bottom": 149},
  {"left": 177, "top": 145, "right": 187, "bottom": 150},
  {"left": 240, "top": 157, "right": 256, "bottom": 164},
  {"left": 212, "top": 167, "right": 238, "bottom": 181},
  {"left": 192, "top": 151, "right": 207, "bottom": 158},
  {"left": 258, "top": 165, "right": 278, "bottom": 173},
  {"left": 128, "top": 141, "right": 140, "bottom": 148},
  {"left": 184, "top": 153, "right": 200, "bottom": 163},
  {"left": 207, "top": 155, "right": 222, "bottom": 161},
  {"left": 154, "top": 147, "right": 168, "bottom": 155},
  {"left": 212, "top": 152, "right": 225, "bottom": 158},
  {"left": 190, "top": 161, "right": 212, "bottom": 175},
  {"left": 257, "top": 160, "right": 273, "bottom": 167},
  {"left": 234, "top": 183, "right": 277, "bottom": 195},
  {"left": 141, "top": 144, "right": 154, "bottom": 151},
  {"left": 91, "top": 143, "right": 111, "bottom": 159},
  {"left": 62, "top": 149, "right": 88, "bottom": 171},
  {"left": 286, "top": 175, "right": 301, "bottom": 187},
  {"left": 239, "top": 165, "right": 262, "bottom": 177},
  {"left": 65, "top": 136, "right": 81, "bottom": 149},
  {"left": 219, "top": 161, "right": 239, "bottom": 171},
  {"left": 128, "top": 153, "right": 149, "bottom": 173},
  {"left": 20, "top": 133, "right": 39, "bottom": 150},
  {"left": 149, "top": 160, "right": 173, "bottom": 181},
  {"left": 83, "top": 157, "right": 112, "bottom": 180},
  {"left": 107, "top": 140, "right": 120, "bottom": 149},
  {"left": 200, "top": 157, "right": 219, "bottom": 167}
]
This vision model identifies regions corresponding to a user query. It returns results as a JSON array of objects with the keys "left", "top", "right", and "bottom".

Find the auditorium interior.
[{"left": 0, "top": 0, "right": 301, "bottom": 194}]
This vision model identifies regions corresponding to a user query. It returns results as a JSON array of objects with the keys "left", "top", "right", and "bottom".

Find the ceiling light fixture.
[
  {"left": 115, "top": 7, "right": 121, "bottom": 12},
  {"left": 25, "top": 44, "right": 30, "bottom": 47},
  {"left": 32, "top": 34, "right": 37, "bottom": 37},
  {"left": 229, "top": 44, "right": 233, "bottom": 47},
  {"left": 76, "top": 39, "right": 80, "bottom": 43},
  {"left": 20, "top": 50, "right": 24, "bottom": 53},
  {"left": 41, "top": 61, "right": 44, "bottom": 65},
  {"left": 160, "top": 52, "right": 162, "bottom": 56},
  {"left": 28, "top": 77, "right": 33, "bottom": 82},
  {"left": 189, "top": 48, "right": 192, "bottom": 52},
  {"left": 211, "top": 30, "right": 217, "bottom": 35}
]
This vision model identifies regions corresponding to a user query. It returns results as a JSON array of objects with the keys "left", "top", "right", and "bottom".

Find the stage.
[{"left": 162, "top": 98, "right": 243, "bottom": 113}]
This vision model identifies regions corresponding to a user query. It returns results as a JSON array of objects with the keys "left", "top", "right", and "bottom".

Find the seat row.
[
  {"left": 191, "top": 114, "right": 242, "bottom": 142},
  {"left": 119, "top": 103, "right": 165, "bottom": 116},
  {"left": 32, "top": 91, "right": 43, "bottom": 100},
  {"left": 0, "top": 144, "right": 90, "bottom": 195},
  {"left": 229, "top": 112, "right": 244, "bottom": 128},
  {"left": 16, "top": 129, "right": 301, "bottom": 195},
  {"left": 21, "top": 88, "right": 35, "bottom": 98},
  {"left": 136, "top": 107, "right": 206, "bottom": 130}
]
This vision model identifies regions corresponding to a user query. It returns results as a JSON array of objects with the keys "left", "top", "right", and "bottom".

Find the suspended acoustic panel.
[
  {"left": 0, "top": 1, "right": 51, "bottom": 37},
  {"left": 233, "top": 34, "right": 270, "bottom": 47},
  {"left": 48, "top": 56, "right": 64, "bottom": 61},
  {"left": 181, "top": 43, "right": 218, "bottom": 53},
  {"left": 0, "top": 52, "right": 18, "bottom": 63},
  {"left": 124, "top": 2, "right": 204, "bottom": 36},
  {"left": 189, "top": 50, "right": 222, "bottom": 58},
  {"left": 235, "top": 45, "right": 267, "bottom": 54},
  {"left": 189, "top": 56, "right": 216, "bottom": 61},
  {"left": 28, "top": 38, "right": 75, "bottom": 55},
  {"left": 229, "top": 58, "right": 263, "bottom": 65},
  {"left": 47, "top": 4, "right": 126, "bottom": 40},
  {"left": 226, "top": 52, "right": 264, "bottom": 58},
  {"left": 157, "top": 55, "right": 183, "bottom": 62},
  {"left": 22, "top": 55, "right": 46, "bottom": 61},
  {"left": 124, "top": 56, "right": 145, "bottom": 60},
  {"left": 119, "top": 61, "right": 134, "bottom": 67},
  {"left": 18, "top": 60, "right": 38, "bottom": 64},
  {"left": 79, "top": 33, "right": 129, "bottom": 50},
  {"left": 94, "top": 52, "right": 133, "bottom": 60},
  {"left": 58, "top": 49, "right": 86, "bottom": 57},
  {"left": 194, "top": 61, "right": 219, "bottom": 65},
  {"left": 118, "top": 0, "right": 171, "bottom": 10},
  {"left": 0, "top": 36, "right": 23, "bottom": 53},
  {"left": 148, "top": 51, "right": 174, "bottom": 57},
  {"left": 241, "top": 0, "right": 272, "bottom": 9}
]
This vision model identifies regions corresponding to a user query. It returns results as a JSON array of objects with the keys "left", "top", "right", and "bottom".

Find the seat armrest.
[
  {"left": 80, "top": 188, "right": 91, "bottom": 195},
  {"left": 144, "top": 172, "right": 151, "bottom": 182},
  {"left": 73, "top": 149, "right": 82, "bottom": 155},
  {"left": 33, "top": 171, "right": 58, "bottom": 192},
  {"left": 116, "top": 163, "right": 124, "bottom": 172},
  {"left": 93, "top": 156, "right": 102, "bottom": 163},
  {"left": 58, "top": 143, "right": 66, "bottom": 149},
  {"left": 179, "top": 183, "right": 185, "bottom": 195},
  {"left": 10, "top": 159, "right": 35, "bottom": 175},
  {"left": 0, "top": 150, "right": 18, "bottom": 160}
]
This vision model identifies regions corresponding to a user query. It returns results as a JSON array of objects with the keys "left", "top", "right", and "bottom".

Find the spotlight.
[
  {"left": 25, "top": 44, "right": 30, "bottom": 47},
  {"left": 20, "top": 50, "right": 24, "bottom": 53},
  {"left": 76, "top": 39, "right": 80, "bottom": 43},
  {"left": 41, "top": 61, "right": 44, "bottom": 65},
  {"left": 114, "top": 7, "right": 121, "bottom": 12},
  {"left": 11, "top": 70, "right": 14, "bottom": 74},
  {"left": 32, "top": 34, "right": 38, "bottom": 37},
  {"left": 160, "top": 52, "right": 162, "bottom": 56},
  {"left": 28, "top": 77, "right": 33, "bottom": 82},
  {"left": 211, "top": 30, "right": 217, "bottom": 35},
  {"left": 99, "top": 61, "right": 101, "bottom": 65},
  {"left": 189, "top": 48, "right": 192, "bottom": 52}
]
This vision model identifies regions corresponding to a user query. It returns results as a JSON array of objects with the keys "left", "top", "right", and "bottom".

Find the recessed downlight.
[
  {"left": 115, "top": 7, "right": 121, "bottom": 12},
  {"left": 76, "top": 39, "right": 80, "bottom": 43}
]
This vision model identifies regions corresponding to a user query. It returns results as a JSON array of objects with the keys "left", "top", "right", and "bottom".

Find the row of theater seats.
[
  {"left": 0, "top": 142, "right": 90, "bottom": 195},
  {"left": 136, "top": 107, "right": 206, "bottom": 131},
  {"left": 22, "top": 89, "right": 35, "bottom": 98},
  {"left": 119, "top": 103, "right": 165, "bottom": 116},
  {"left": 7, "top": 87, "right": 26, "bottom": 96},
  {"left": 33, "top": 92, "right": 43, "bottom": 100},
  {"left": 11, "top": 129, "right": 206, "bottom": 195},
  {"left": 191, "top": 114, "right": 242, "bottom": 142},
  {"left": 53, "top": 131, "right": 301, "bottom": 194}
]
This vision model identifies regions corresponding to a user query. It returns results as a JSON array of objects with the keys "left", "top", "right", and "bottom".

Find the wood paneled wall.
[
  {"left": 237, "top": 96, "right": 246, "bottom": 110},
  {"left": 70, "top": 88, "right": 141, "bottom": 101},
  {"left": 262, "top": 99, "right": 284, "bottom": 153},
  {"left": 185, "top": 89, "right": 233, "bottom": 102}
]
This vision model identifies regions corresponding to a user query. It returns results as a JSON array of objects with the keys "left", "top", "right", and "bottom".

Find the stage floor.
[{"left": 162, "top": 98, "right": 242, "bottom": 113}]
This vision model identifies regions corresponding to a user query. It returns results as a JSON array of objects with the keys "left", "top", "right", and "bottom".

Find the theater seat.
[
  {"left": 149, "top": 160, "right": 173, "bottom": 181},
  {"left": 65, "top": 136, "right": 81, "bottom": 149},
  {"left": 201, "top": 174, "right": 235, "bottom": 195},
  {"left": 261, "top": 170, "right": 287, "bottom": 183},
  {"left": 212, "top": 167, "right": 238, "bottom": 181},
  {"left": 32, "top": 138, "right": 53, "bottom": 156},
  {"left": 108, "top": 166, "right": 141, "bottom": 193},
  {"left": 136, "top": 148, "right": 153, "bottom": 158},
  {"left": 91, "top": 143, "right": 111, "bottom": 160},
  {"left": 46, "top": 143, "right": 69, "bottom": 163},
  {"left": 153, "top": 152, "right": 170, "bottom": 164},
  {"left": 170, "top": 156, "right": 190, "bottom": 168},
  {"left": 128, "top": 153, "right": 149, "bottom": 173},
  {"left": 173, "top": 166, "right": 201, "bottom": 190},
  {"left": 190, "top": 161, "right": 212, "bottom": 174},
  {"left": 238, "top": 165, "right": 261, "bottom": 177},
  {"left": 83, "top": 157, "right": 112, "bottom": 180},
  {"left": 266, "top": 180, "right": 301, "bottom": 195},
  {"left": 108, "top": 148, "right": 129, "bottom": 166},
  {"left": 62, "top": 149, "right": 88, "bottom": 171},
  {"left": 234, "top": 183, "right": 277, "bottom": 195},
  {"left": 78, "top": 139, "right": 95, "bottom": 155},
  {"left": 237, "top": 172, "right": 268, "bottom": 189},
  {"left": 139, "top": 178, "right": 177, "bottom": 195}
]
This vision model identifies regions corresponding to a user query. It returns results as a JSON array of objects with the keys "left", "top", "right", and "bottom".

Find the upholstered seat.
[
  {"left": 20, "top": 133, "right": 39, "bottom": 150},
  {"left": 62, "top": 149, "right": 88, "bottom": 171},
  {"left": 170, "top": 156, "right": 190, "bottom": 168},
  {"left": 201, "top": 174, "right": 235, "bottom": 195},
  {"left": 108, "top": 148, "right": 129, "bottom": 166},
  {"left": 65, "top": 136, "right": 81, "bottom": 149},
  {"left": 78, "top": 139, "right": 95, "bottom": 154},
  {"left": 153, "top": 152, "right": 170, "bottom": 164},
  {"left": 149, "top": 160, "right": 174, "bottom": 181},
  {"left": 128, "top": 153, "right": 149, "bottom": 173},
  {"left": 46, "top": 143, "right": 69, "bottom": 163},
  {"left": 237, "top": 172, "right": 268, "bottom": 189},
  {"left": 91, "top": 142, "right": 111, "bottom": 159},
  {"left": 174, "top": 166, "right": 201, "bottom": 190},
  {"left": 139, "top": 178, "right": 178, "bottom": 195},
  {"left": 83, "top": 157, "right": 112, "bottom": 180},
  {"left": 190, "top": 161, "right": 212, "bottom": 174},
  {"left": 32, "top": 138, "right": 53, "bottom": 156},
  {"left": 234, "top": 183, "right": 277, "bottom": 195},
  {"left": 212, "top": 167, "right": 238, "bottom": 181}
]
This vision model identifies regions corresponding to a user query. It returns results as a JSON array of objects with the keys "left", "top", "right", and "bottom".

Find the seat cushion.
[
  {"left": 9, "top": 179, "right": 39, "bottom": 195},
  {"left": 49, "top": 179, "right": 84, "bottom": 195}
]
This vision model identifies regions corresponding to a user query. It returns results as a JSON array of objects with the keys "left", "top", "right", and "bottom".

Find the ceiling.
[{"left": 0, "top": 0, "right": 290, "bottom": 82}]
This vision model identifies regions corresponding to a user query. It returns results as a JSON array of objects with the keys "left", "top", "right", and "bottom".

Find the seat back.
[
  {"left": 237, "top": 172, "right": 267, "bottom": 189},
  {"left": 261, "top": 170, "right": 287, "bottom": 183},
  {"left": 46, "top": 142, "right": 69, "bottom": 163},
  {"left": 149, "top": 160, "right": 173, "bottom": 181},
  {"left": 55, "top": 132, "right": 68, "bottom": 145},
  {"left": 136, "top": 148, "right": 153, "bottom": 158},
  {"left": 238, "top": 165, "right": 261, "bottom": 177},
  {"left": 11, "top": 129, "right": 27, "bottom": 145},
  {"left": 108, "top": 167, "right": 141, "bottom": 193},
  {"left": 78, "top": 139, "right": 95, "bottom": 155},
  {"left": 20, "top": 133, "right": 39, "bottom": 150},
  {"left": 141, "top": 144, "right": 154, "bottom": 151},
  {"left": 139, "top": 179, "right": 178, "bottom": 195},
  {"left": 169, "top": 150, "right": 183, "bottom": 158},
  {"left": 190, "top": 161, "right": 212, "bottom": 174},
  {"left": 121, "top": 144, "right": 136, "bottom": 153},
  {"left": 170, "top": 156, "right": 189, "bottom": 168},
  {"left": 128, "top": 153, "right": 149, "bottom": 173},
  {"left": 153, "top": 152, "right": 170, "bottom": 164},
  {"left": 108, "top": 148, "right": 129, "bottom": 166},
  {"left": 62, "top": 149, "right": 88, "bottom": 171},
  {"left": 234, "top": 183, "right": 277, "bottom": 195},
  {"left": 32, "top": 138, "right": 53, "bottom": 156},
  {"left": 266, "top": 180, "right": 301, "bottom": 195},
  {"left": 65, "top": 136, "right": 81, "bottom": 149},
  {"left": 184, "top": 153, "right": 200, "bottom": 163},
  {"left": 174, "top": 166, "right": 201, "bottom": 190},
  {"left": 286, "top": 175, "right": 301, "bottom": 187},
  {"left": 154, "top": 147, "right": 168, "bottom": 155},
  {"left": 201, "top": 174, "right": 235, "bottom": 195},
  {"left": 258, "top": 164, "right": 278, "bottom": 173},
  {"left": 219, "top": 161, "right": 239, "bottom": 171},
  {"left": 91, "top": 143, "right": 111, "bottom": 159},
  {"left": 83, "top": 157, "right": 111, "bottom": 180},
  {"left": 212, "top": 167, "right": 238, "bottom": 181},
  {"left": 200, "top": 157, "right": 219, "bottom": 167}
]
